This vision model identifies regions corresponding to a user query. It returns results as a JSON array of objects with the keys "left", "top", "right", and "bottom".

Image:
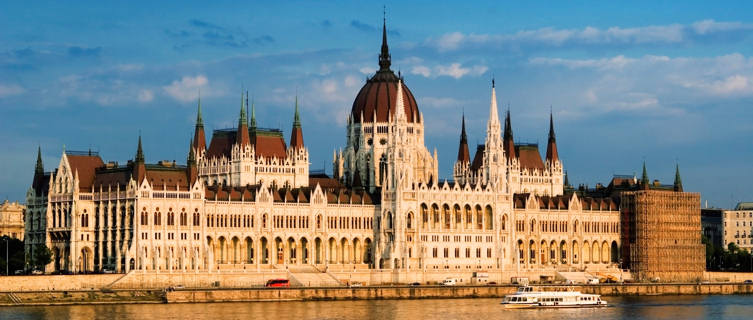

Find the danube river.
[{"left": 3, "top": 295, "right": 753, "bottom": 320}]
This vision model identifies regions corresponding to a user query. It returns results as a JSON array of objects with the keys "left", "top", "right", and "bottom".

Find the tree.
[
  {"left": 32, "top": 244, "right": 52, "bottom": 271},
  {"left": 0, "top": 236, "right": 25, "bottom": 275}
]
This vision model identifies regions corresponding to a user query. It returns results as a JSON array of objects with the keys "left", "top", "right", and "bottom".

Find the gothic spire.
[
  {"left": 135, "top": 135, "right": 145, "bottom": 163},
  {"left": 196, "top": 93, "right": 204, "bottom": 128},
  {"left": 503, "top": 109, "right": 516, "bottom": 159},
  {"left": 237, "top": 91, "right": 251, "bottom": 146},
  {"left": 250, "top": 95, "right": 257, "bottom": 130},
  {"left": 641, "top": 161, "right": 649, "bottom": 190},
  {"left": 378, "top": 11, "right": 391, "bottom": 71},
  {"left": 192, "top": 96, "right": 207, "bottom": 152},
  {"left": 35, "top": 146, "right": 44, "bottom": 174},
  {"left": 457, "top": 113, "right": 470, "bottom": 163},
  {"left": 239, "top": 91, "right": 247, "bottom": 127},
  {"left": 674, "top": 163, "right": 683, "bottom": 192},
  {"left": 187, "top": 139, "right": 196, "bottom": 165},
  {"left": 290, "top": 96, "right": 304, "bottom": 149},
  {"left": 545, "top": 110, "right": 559, "bottom": 163},
  {"left": 293, "top": 95, "right": 301, "bottom": 129}
]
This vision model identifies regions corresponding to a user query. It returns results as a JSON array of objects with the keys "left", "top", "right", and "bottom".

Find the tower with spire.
[
  {"left": 482, "top": 79, "right": 506, "bottom": 189},
  {"left": 231, "top": 91, "right": 254, "bottom": 186},
  {"left": 674, "top": 163, "right": 683, "bottom": 192},
  {"left": 192, "top": 94, "right": 207, "bottom": 161},
  {"left": 545, "top": 110, "right": 564, "bottom": 195},
  {"left": 453, "top": 113, "right": 471, "bottom": 184}
]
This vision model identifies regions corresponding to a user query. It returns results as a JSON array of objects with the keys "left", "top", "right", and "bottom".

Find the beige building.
[
  {"left": 620, "top": 184, "right": 704, "bottom": 282},
  {"left": 0, "top": 200, "right": 25, "bottom": 240},
  {"left": 721, "top": 202, "right": 753, "bottom": 250},
  {"left": 25, "top": 20, "right": 622, "bottom": 280}
]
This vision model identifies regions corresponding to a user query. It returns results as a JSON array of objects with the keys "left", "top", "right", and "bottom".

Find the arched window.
[
  {"left": 387, "top": 212, "right": 393, "bottom": 229},
  {"left": 379, "top": 154, "right": 388, "bottom": 186},
  {"left": 167, "top": 211, "right": 175, "bottom": 226},
  {"left": 154, "top": 211, "right": 161, "bottom": 225},
  {"left": 180, "top": 211, "right": 187, "bottom": 226},
  {"left": 421, "top": 204, "right": 428, "bottom": 228},
  {"left": 407, "top": 212, "right": 413, "bottom": 229},
  {"left": 262, "top": 214, "right": 267, "bottom": 228}
]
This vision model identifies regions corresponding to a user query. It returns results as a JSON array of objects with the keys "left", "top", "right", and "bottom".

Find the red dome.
[
  {"left": 351, "top": 70, "right": 420, "bottom": 123},
  {"left": 351, "top": 20, "right": 420, "bottom": 124}
]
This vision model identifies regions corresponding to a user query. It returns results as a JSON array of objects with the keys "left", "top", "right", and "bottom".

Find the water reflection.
[{"left": 3, "top": 295, "right": 753, "bottom": 320}]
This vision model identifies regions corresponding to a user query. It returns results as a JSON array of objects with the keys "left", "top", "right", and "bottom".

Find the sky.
[{"left": 1, "top": 1, "right": 752, "bottom": 208}]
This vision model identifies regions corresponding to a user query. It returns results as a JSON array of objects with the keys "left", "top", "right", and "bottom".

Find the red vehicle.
[{"left": 265, "top": 279, "right": 290, "bottom": 288}]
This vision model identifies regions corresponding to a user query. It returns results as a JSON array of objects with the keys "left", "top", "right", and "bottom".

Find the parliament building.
[{"left": 25, "top": 21, "right": 631, "bottom": 278}]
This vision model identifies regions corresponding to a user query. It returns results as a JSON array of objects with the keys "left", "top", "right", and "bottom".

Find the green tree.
[
  {"left": 0, "top": 236, "right": 25, "bottom": 275},
  {"left": 32, "top": 244, "right": 52, "bottom": 271}
]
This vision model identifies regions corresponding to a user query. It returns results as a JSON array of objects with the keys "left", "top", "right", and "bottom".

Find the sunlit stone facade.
[{"left": 25, "top": 21, "right": 621, "bottom": 276}]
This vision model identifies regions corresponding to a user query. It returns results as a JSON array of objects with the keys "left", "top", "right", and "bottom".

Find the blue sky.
[{"left": 2, "top": 1, "right": 753, "bottom": 208}]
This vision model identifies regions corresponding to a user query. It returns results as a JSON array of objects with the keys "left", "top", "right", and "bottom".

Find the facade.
[
  {"left": 26, "top": 21, "right": 621, "bottom": 277},
  {"left": 0, "top": 200, "right": 25, "bottom": 240},
  {"left": 701, "top": 208, "right": 723, "bottom": 249},
  {"left": 619, "top": 173, "right": 704, "bottom": 282},
  {"left": 719, "top": 202, "right": 753, "bottom": 250}
]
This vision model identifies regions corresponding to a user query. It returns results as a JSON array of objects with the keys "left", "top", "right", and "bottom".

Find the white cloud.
[
  {"left": 343, "top": 75, "right": 359, "bottom": 88},
  {"left": 162, "top": 75, "right": 208, "bottom": 102},
  {"left": 427, "top": 20, "right": 753, "bottom": 51},
  {"left": 420, "top": 97, "right": 462, "bottom": 109},
  {"left": 410, "top": 63, "right": 487, "bottom": 79},
  {"left": 359, "top": 67, "right": 375, "bottom": 75},
  {"left": 0, "top": 84, "right": 25, "bottom": 98},
  {"left": 530, "top": 55, "right": 636, "bottom": 70},
  {"left": 411, "top": 65, "right": 431, "bottom": 77},
  {"left": 138, "top": 89, "right": 154, "bottom": 102}
]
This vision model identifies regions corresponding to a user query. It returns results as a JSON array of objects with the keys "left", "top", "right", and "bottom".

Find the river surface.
[{"left": 3, "top": 295, "right": 753, "bottom": 320}]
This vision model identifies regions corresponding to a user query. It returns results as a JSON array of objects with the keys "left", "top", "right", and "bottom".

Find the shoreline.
[{"left": 2, "top": 283, "right": 752, "bottom": 307}]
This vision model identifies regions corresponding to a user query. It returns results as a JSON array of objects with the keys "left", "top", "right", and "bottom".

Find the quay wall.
[
  {"left": 166, "top": 283, "right": 753, "bottom": 303},
  {"left": 1, "top": 271, "right": 751, "bottom": 293}
]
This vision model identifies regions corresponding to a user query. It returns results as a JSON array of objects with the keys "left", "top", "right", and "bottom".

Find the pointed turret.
[
  {"left": 250, "top": 96, "right": 257, "bottom": 130},
  {"left": 133, "top": 135, "right": 146, "bottom": 183},
  {"left": 545, "top": 111, "right": 559, "bottom": 163},
  {"left": 641, "top": 161, "right": 649, "bottom": 190},
  {"left": 135, "top": 135, "right": 145, "bottom": 163},
  {"left": 32, "top": 146, "right": 46, "bottom": 195},
  {"left": 378, "top": 15, "right": 391, "bottom": 71},
  {"left": 503, "top": 110, "right": 516, "bottom": 159},
  {"left": 236, "top": 91, "right": 251, "bottom": 146},
  {"left": 394, "top": 79, "right": 406, "bottom": 122},
  {"left": 187, "top": 139, "right": 198, "bottom": 185},
  {"left": 290, "top": 96, "right": 304, "bottom": 149},
  {"left": 192, "top": 96, "right": 207, "bottom": 152},
  {"left": 457, "top": 114, "right": 470, "bottom": 163},
  {"left": 674, "top": 163, "right": 683, "bottom": 192},
  {"left": 35, "top": 146, "right": 44, "bottom": 174},
  {"left": 564, "top": 170, "right": 570, "bottom": 187}
]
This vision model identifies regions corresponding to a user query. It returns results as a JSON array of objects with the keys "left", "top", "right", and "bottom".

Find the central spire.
[
  {"left": 378, "top": 11, "right": 391, "bottom": 71},
  {"left": 457, "top": 113, "right": 470, "bottom": 163},
  {"left": 237, "top": 91, "right": 251, "bottom": 146}
]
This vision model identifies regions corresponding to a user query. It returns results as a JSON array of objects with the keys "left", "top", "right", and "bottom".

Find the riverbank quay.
[
  {"left": 0, "top": 289, "right": 164, "bottom": 306},
  {"left": 1, "top": 283, "right": 752, "bottom": 306},
  {"left": 164, "top": 283, "right": 753, "bottom": 303}
]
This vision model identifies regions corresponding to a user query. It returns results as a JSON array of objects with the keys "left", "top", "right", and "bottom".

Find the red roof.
[
  {"left": 145, "top": 166, "right": 189, "bottom": 191},
  {"left": 67, "top": 154, "right": 104, "bottom": 192},
  {"left": 515, "top": 145, "right": 545, "bottom": 171},
  {"left": 351, "top": 74, "right": 420, "bottom": 123},
  {"left": 207, "top": 129, "right": 288, "bottom": 159}
]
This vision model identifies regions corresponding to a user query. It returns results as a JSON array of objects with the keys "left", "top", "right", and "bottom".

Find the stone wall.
[{"left": 0, "top": 274, "right": 121, "bottom": 292}]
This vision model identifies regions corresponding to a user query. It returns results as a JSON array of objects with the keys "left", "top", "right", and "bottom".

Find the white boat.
[{"left": 501, "top": 286, "right": 607, "bottom": 309}]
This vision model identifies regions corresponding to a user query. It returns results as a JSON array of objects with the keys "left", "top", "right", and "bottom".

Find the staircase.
[
  {"left": 7, "top": 293, "right": 21, "bottom": 305},
  {"left": 287, "top": 265, "right": 342, "bottom": 287}
]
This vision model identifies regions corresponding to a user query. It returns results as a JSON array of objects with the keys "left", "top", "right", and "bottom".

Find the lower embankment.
[
  {"left": 1, "top": 283, "right": 752, "bottom": 306},
  {"left": 164, "top": 283, "right": 753, "bottom": 304}
]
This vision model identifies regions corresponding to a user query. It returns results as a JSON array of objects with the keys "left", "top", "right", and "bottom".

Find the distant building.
[
  {"left": 0, "top": 200, "right": 25, "bottom": 240},
  {"left": 719, "top": 202, "right": 753, "bottom": 251},
  {"left": 701, "top": 208, "right": 723, "bottom": 249},
  {"left": 618, "top": 164, "right": 704, "bottom": 282}
]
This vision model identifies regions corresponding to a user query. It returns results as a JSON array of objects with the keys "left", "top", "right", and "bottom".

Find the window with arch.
[
  {"left": 180, "top": 210, "right": 187, "bottom": 226},
  {"left": 421, "top": 204, "right": 428, "bottom": 228},
  {"left": 154, "top": 211, "right": 161, "bottom": 226},
  {"left": 167, "top": 211, "right": 175, "bottom": 226}
]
